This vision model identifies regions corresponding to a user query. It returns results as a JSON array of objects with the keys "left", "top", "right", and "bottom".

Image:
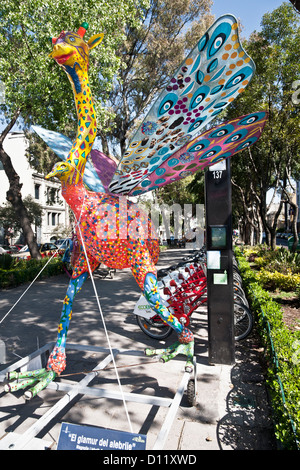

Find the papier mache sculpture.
[{"left": 5, "top": 16, "right": 267, "bottom": 399}]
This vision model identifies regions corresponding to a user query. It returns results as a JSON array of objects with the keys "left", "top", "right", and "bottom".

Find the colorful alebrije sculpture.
[{"left": 6, "top": 16, "right": 267, "bottom": 398}]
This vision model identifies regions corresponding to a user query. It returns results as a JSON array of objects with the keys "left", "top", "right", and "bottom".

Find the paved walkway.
[{"left": 0, "top": 248, "right": 277, "bottom": 450}]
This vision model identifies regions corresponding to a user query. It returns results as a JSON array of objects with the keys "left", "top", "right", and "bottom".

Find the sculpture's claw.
[
  {"left": 46, "top": 345, "right": 67, "bottom": 375},
  {"left": 145, "top": 328, "right": 194, "bottom": 373},
  {"left": 4, "top": 369, "right": 56, "bottom": 400}
]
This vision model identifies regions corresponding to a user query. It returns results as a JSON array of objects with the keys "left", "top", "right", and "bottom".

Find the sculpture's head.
[
  {"left": 45, "top": 161, "right": 75, "bottom": 182},
  {"left": 49, "top": 22, "right": 104, "bottom": 71}
]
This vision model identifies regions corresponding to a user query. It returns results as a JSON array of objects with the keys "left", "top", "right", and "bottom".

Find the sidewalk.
[{"left": 0, "top": 248, "right": 277, "bottom": 450}]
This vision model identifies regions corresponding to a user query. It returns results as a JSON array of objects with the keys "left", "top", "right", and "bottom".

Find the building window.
[
  {"left": 52, "top": 213, "right": 56, "bottom": 226},
  {"left": 46, "top": 187, "right": 57, "bottom": 204},
  {"left": 34, "top": 184, "right": 40, "bottom": 200}
]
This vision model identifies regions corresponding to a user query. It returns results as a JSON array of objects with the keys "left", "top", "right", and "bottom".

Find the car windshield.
[{"left": 56, "top": 239, "right": 69, "bottom": 247}]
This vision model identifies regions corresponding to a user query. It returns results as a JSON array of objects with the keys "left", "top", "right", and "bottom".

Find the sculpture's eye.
[{"left": 69, "top": 36, "right": 76, "bottom": 43}]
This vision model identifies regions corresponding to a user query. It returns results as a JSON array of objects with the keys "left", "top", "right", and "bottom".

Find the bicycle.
[{"left": 136, "top": 251, "right": 253, "bottom": 342}]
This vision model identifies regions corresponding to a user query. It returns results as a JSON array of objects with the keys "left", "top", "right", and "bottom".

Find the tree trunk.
[
  {"left": 287, "top": 200, "right": 299, "bottom": 252},
  {"left": 0, "top": 114, "right": 41, "bottom": 259},
  {"left": 99, "top": 130, "right": 110, "bottom": 157}
]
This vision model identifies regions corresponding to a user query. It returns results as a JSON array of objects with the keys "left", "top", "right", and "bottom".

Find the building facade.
[{"left": 0, "top": 132, "right": 70, "bottom": 245}]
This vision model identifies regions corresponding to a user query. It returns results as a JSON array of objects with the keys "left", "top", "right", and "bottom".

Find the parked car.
[
  {"left": 13, "top": 243, "right": 64, "bottom": 259},
  {"left": 287, "top": 234, "right": 300, "bottom": 251},
  {"left": 0, "top": 245, "right": 17, "bottom": 254},
  {"left": 8, "top": 246, "right": 19, "bottom": 254},
  {"left": 55, "top": 238, "right": 72, "bottom": 250},
  {"left": 11, "top": 244, "right": 24, "bottom": 251}
]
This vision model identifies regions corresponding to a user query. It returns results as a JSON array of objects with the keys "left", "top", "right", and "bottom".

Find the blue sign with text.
[{"left": 57, "top": 422, "right": 147, "bottom": 450}]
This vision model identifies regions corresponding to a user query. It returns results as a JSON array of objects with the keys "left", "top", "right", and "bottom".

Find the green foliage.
[
  {"left": 241, "top": 244, "right": 300, "bottom": 291},
  {"left": 0, "top": 195, "right": 43, "bottom": 237},
  {"left": 296, "top": 284, "right": 300, "bottom": 302},
  {"left": 0, "top": 253, "right": 15, "bottom": 269},
  {"left": 257, "top": 270, "right": 300, "bottom": 291},
  {"left": 235, "top": 247, "right": 300, "bottom": 450},
  {"left": 0, "top": 256, "right": 64, "bottom": 288}
]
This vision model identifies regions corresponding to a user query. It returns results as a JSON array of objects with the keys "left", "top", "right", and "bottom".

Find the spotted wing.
[
  {"left": 126, "top": 111, "right": 268, "bottom": 195},
  {"left": 108, "top": 14, "right": 256, "bottom": 195}
]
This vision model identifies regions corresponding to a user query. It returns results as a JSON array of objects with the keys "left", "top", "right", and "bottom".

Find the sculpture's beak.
[{"left": 45, "top": 168, "right": 56, "bottom": 179}]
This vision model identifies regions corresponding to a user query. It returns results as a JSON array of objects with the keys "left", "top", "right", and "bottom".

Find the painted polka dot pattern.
[{"left": 62, "top": 183, "right": 160, "bottom": 288}]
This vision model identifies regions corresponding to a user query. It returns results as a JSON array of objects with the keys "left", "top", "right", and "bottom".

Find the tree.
[
  {"left": 99, "top": 0, "right": 213, "bottom": 157},
  {"left": 289, "top": 1, "right": 300, "bottom": 13},
  {"left": 0, "top": 0, "right": 148, "bottom": 257},
  {"left": 0, "top": 195, "right": 43, "bottom": 244},
  {"left": 225, "top": 2, "right": 300, "bottom": 249}
]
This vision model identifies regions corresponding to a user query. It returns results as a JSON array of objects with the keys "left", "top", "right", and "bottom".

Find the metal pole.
[{"left": 205, "top": 159, "right": 235, "bottom": 365}]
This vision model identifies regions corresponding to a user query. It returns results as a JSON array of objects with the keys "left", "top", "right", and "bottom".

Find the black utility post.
[{"left": 205, "top": 158, "right": 235, "bottom": 365}]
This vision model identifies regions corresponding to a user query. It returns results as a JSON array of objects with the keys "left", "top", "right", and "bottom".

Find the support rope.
[
  {"left": 76, "top": 219, "right": 134, "bottom": 434},
  {"left": 0, "top": 249, "right": 62, "bottom": 325}
]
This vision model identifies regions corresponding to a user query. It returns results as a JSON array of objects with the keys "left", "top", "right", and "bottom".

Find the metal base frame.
[{"left": 0, "top": 343, "right": 197, "bottom": 450}]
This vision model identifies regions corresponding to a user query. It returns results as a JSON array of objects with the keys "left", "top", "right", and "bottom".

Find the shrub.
[
  {"left": 0, "top": 253, "right": 15, "bottom": 270},
  {"left": 244, "top": 244, "right": 300, "bottom": 275},
  {"left": 235, "top": 248, "right": 300, "bottom": 450},
  {"left": 296, "top": 285, "right": 300, "bottom": 302},
  {"left": 0, "top": 257, "right": 64, "bottom": 289},
  {"left": 257, "top": 269, "right": 300, "bottom": 291}
]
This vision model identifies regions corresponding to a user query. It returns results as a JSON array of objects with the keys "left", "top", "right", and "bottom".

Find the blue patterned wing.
[
  {"left": 32, "top": 125, "right": 106, "bottom": 192},
  {"left": 108, "top": 14, "right": 256, "bottom": 195}
]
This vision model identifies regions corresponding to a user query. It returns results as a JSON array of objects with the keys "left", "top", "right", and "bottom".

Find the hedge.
[
  {"left": 234, "top": 247, "right": 300, "bottom": 450},
  {"left": 0, "top": 255, "right": 65, "bottom": 289}
]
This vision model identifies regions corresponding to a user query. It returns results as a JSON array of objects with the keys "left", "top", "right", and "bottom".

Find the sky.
[{"left": 211, "top": 0, "right": 288, "bottom": 38}]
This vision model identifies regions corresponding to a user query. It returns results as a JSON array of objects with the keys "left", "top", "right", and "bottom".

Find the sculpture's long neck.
[{"left": 65, "top": 64, "right": 97, "bottom": 185}]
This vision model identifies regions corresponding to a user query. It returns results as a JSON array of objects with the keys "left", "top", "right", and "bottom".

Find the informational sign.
[
  {"left": 57, "top": 422, "right": 147, "bottom": 450},
  {"left": 213, "top": 272, "right": 228, "bottom": 285},
  {"left": 206, "top": 250, "right": 221, "bottom": 269}
]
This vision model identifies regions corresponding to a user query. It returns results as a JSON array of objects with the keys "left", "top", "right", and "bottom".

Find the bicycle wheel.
[
  {"left": 187, "top": 379, "right": 197, "bottom": 407},
  {"left": 233, "top": 276, "right": 243, "bottom": 289},
  {"left": 233, "top": 284, "right": 248, "bottom": 302},
  {"left": 234, "top": 301, "right": 253, "bottom": 341},
  {"left": 136, "top": 315, "right": 173, "bottom": 340}
]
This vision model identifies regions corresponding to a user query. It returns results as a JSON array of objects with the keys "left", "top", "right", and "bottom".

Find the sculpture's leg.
[
  {"left": 4, "top": 274, "right": 88, "bottom": 399},
  {"left": 5, "top": 253, "right": 98, "bottom": 399},
  {"left": 47, "top": 272, "right": 88, "bottom": 375},
  {"left": 129, "top": 242, "right": 194, "bottom": 372},
  {"left": 143, "top": 272, "right": 194, "bottom": 372}
]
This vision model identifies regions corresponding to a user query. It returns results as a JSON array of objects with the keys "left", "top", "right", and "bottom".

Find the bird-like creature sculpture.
[{"left": 5, "top": 16, "right": 267, "bottom": 398}]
